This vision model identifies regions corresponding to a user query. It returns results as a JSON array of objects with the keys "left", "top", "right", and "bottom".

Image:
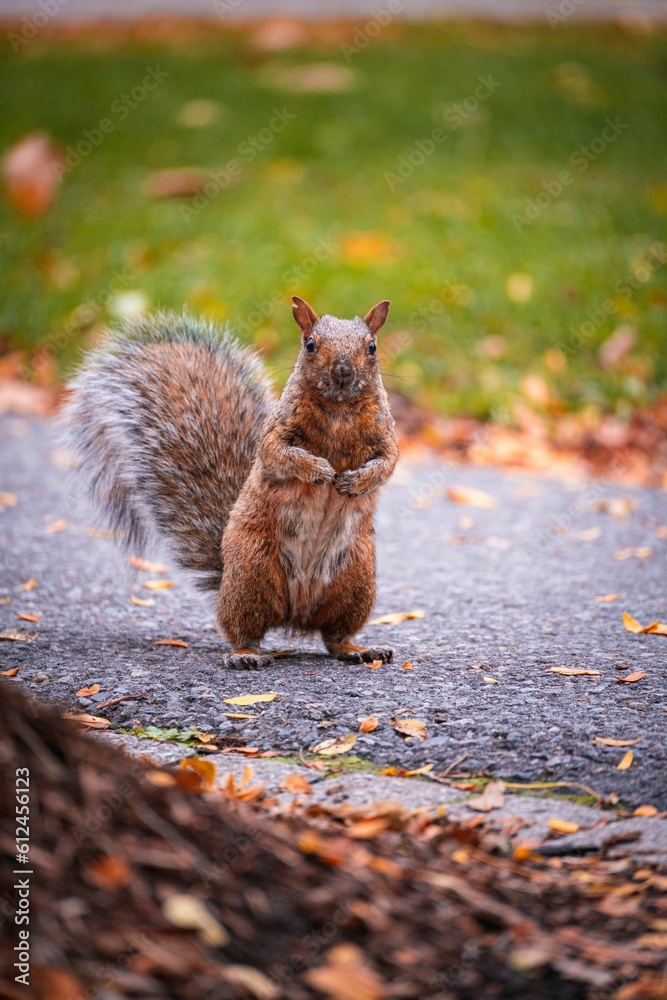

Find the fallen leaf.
[
  {"left": 446, "top": 485, "right": 497, "bottom": 509},
  {"left": 483, "top": 676, "right": 499, "bottom": 685},
  {"left": 129, "top": 554, "right": 170, "bottom": 573},
  {"left": 614, "top": 547, "right": 652, "bottom": 560},
  {"left": 549, "top": 667, "right": 600, "bottom": 676},
  {"left": 468, "top": 779, "right": 505, "bottom": 812},
  {"left": 645, "top": 621, "right": 667, "bottom": 636},
  {"left": 359, "top": 716, "right": 378, "bottom": 733},
  {"left": 312, "top": 733, "right": 357, "bottom": 756},
  {"left": 16, "top": 612, "right": 40, "bottom": 623},
  {"left": 178, "top": 757, "right": 217, "bottom": 792},
  {"left": 347, "top": 817, "right": 390, "bottom": 839},
  {"left": 381, "top": 763, "right": 434, "bottom": 778},
  {"left": 369, "top": 610, "right": 424, "bottom": 625},
  {"left": 224, "top": 713, "right": 257, "bottom": 720},
  {"left": 154, "top": 639, "right": 189, "bottom": 648},
  {"left": 130, "top": 595, "right": 155, "bottom": 606},
  {"left": 222, "top": 966, "right": 278, "bottom": 1000},
  {"left": 0, "top": 628, "right": 36, "bottom": 642},
  {"left": 634, "top": 805, "right": 658, "bottom": 817},
  {"left": 146, "top": 771, "right": 177, "bottom": 787},
  {"left": 547, "top": 818, "right": 580, "bottom": 834},
  {"left": 304, "top": 943, "right": 386, "bottom": 1000},
  {"left": 595, "top": 497, "right": 635, "bottom": 519},
  {"left": 594, "top": 593, "right": 619, "bottom": 602},
  {"left": 0, "top": 492, "right": 18, "bottom": 506},
  {"left": 143, "top": 579, "right": 173, "bottom": 590},
  {"left": 617, "top": 671, "right": 646, "bottom": 684},
  {"left": 623, "top": 612, "right": 645, "bottom": 633},
  {"left": 401, "top": 661, "right": 414, "bottom": 670},
  {"left": 45, "top": 518, "right": 68, "bottom": 533},
  {"left": 617, "top": 750, "right": 634, "bottom": 770},
  {"left": 224, "top": 692, "right": 277, "bottom": 706},
  {"left": 578, "top": 527, "right": 601, "bottom": 541},
  {"left": 162, "top": 894, "right": 229, "bottom": 947},
  {"left": 75, "top": 683, "right": 100, "bottom": 697},
  {"left": 84, "top": 855, "right": 131, "bottom": 890},
  {"left": 2, "top": 132, "right": 64, "bottom": 216},
  {"left": 595, "top": 735, "right": 645, "bottom": 747},
  {"left": 1, "top": 667, "right": 20, "bottom": 676},
  {"left": 366, "top": 659, "right": 383, "bottom": 670},
  {"left": 63, "top": 713, "right": 111, "bottom": 730},
  {"left": 267, "top": 648, "right": 296, "bottom": 659},
  {"left": 633, "top": 933, "right": 667, "bottom": 951},
  {"left": 20, "top": 578, "right": 37, "bottom": 590},
  {"left": 391, "top": 717, "right": 426, "bottom": 742},
  {"left": 281, "top": 773, "right": 313, "bottom": 795}
]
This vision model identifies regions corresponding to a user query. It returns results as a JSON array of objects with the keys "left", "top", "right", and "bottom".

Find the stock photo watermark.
[
  {"left": 13, "top": 767, "right": 31, "bottom": 987},
  {"left": 512, "top": 117, "right": 629, "bottom": 232},
  {"left": 7, "top": 0, "right": 71, "bottom": 52},
  {"left": 340, "top": 0, "right": 403, "bottom": 62},
  {"left": 385, "top": 75, "right": 501, "bottom": 191}
]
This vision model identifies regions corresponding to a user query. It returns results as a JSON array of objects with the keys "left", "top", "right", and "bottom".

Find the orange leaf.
[
  {"left": 143, "top": 579, "right": 173, "bottom": 590},
  {"left": 595, "top": 735, "right": 645, "bottom": 747},
  {"left": 391, "top": 717, "right": 426, "bottom": 742},
  {"left": 64, "top": 713, "right": 110, "bottom": 730},
  {"left": 129, "top": 554, "right": 170, "bottom": 573},
  {"left": 468, "top": 780, "right": 505, "bottom": 813},
  {"left": 401, "top": 661, "right": 414, "bottom": 670},
  {"left": 594, "top": 593, "right": 619, "bottom": 602},
  {"left": 75, "top": 683, "right": 100, "bottom": 697},
  {"left": 2, "top": 667, "right": 20, "bottom": 677},
  {"left": 45, "top": 518, "right": 68, "bottom": 533},
  {"left": 645, "top": 621, "right": 667, "bottom": 636},
  {"left": 366, "top": 659, "right": 383, "bottom": 670},
  {"left": 84, "top": 855, "right": 131, "bottom": 890},
  {"left": 17, "top": 613, "right": 40, "bottom": 623},
  {"left": 617, "top": 672, "right": 646, "bottom": 684},
  {"left": 281, "top": 773, "right": 313, "bottom": 795},
  {"left": 359, "top": 716, "right": 378, "bottom": 733},
  {"left": 617, "top": 750, "right": 634, "bottom": 770},
  {"left": 622, "top": 612, "right": 644, "bottom": 633},
  {"left": 446, "top": 485, "right": 497, "bottom": 509},
  {"left": 178, "top": 757, "right": 216, "bottom": 792},
  {"left": 154, "top": 639, "right": 188, "bottom": 648},
  {"left": 20, "top": 578, "right": 37, "bottom": 591},
  {"left": 634, "top": 805, "right": 658, "bottom": 817},
  {"left": 547, "top": 818, "right": 580, "bottom": 834}
]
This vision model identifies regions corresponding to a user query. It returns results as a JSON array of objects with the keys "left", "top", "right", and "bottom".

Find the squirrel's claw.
[
  {"left": 223, "top": 652, "right": 274, "bottom": 671},
  {"left": 334, "top": 646, "right": 393, "bottom": 664}
]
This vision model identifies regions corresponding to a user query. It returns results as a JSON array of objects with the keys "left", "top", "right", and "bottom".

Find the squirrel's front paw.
[
  {"left": 334, "top": 470, "right": 363, "bottom": 497},
  {"left": 223, "top": 652, "right": 274, "bottom": 671},
  {"left": 309, "top": 456, "right": 336, "bottom": 485}
]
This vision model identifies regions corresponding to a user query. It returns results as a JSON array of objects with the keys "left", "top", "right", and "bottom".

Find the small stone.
[{"left": 34, "top": 673, "right": 49, "bottom": 683}]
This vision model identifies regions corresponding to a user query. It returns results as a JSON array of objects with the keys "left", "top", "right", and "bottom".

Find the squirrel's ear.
[
  {"left": 364, "top": 300, "right": 390, "bottom": 337},
  {"left": 292, "top": 296, "right": 318, "bottom": 339}
]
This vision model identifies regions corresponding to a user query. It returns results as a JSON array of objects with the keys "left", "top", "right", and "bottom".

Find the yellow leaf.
[
  {"left": 281, "top": 773, "right": 313, "bottom": 795},
  {"left": 129, "top": 554, "right": 170, "bottom": 573},
  {"left": 483, "top": 676, "right": 499, "bottom": 685},
  {"left": 617, "top": 750, "right": 634, "bottom": 770},
  {"left": 634, "top": 805, "right": 658, "bottom": 817},
  {"left": 143, "top": 579, "right": 173, "bottom": 590},
  {"left": 645, "top": 621, "right": 667, "bottom": 636},
  {"left": 76, "top": 683, "right": 100, "bottom": 697},
  {"left": 549, "top": 667, "right": 600, "bottom": 676},
  {"left": 45, "top": 518, "right": 68, "bottom": 533},
  {"left": 369, "top": 610, "right": 424, "bottom": 625},
  {"left": 224, "top": 692, "right": 277, "bottom": 706},
  {"left": 20, "top": 578, "right": 37, "bottom": 591},
  {"left": 623, "top": 612, "right": 644, "bottom": 633},
  {"left": 178, "top": 757, "right": 216, "bottom": 792},
  {"left": 547, "top": 818, "right": 580, "bottom": 834},
  {"left": 224, "top": 713, "right": 257, "bottom": 720},
  {"left": 594, "top": 593, "right": 619, "bottom": 602},
  {"left": 595, "top": 735, "right": 645, "bottom": 747},
  {"left": 154, "top": 639, "right": 188, "bottom": 648},
  {"left": 446, "top": 486, "right": 497, "bottom": 509},
  {"left": 391, "top": 717, "right": 426, "bottom": 742},
  {"left": 311, "top": 733, "right": 357, "bottom": 756},
  {"left": 359, "top": 716, "right": 378, "bottom": 733},
  {"left": 130, "top": 595, "right": 155, "bottom": 606}
]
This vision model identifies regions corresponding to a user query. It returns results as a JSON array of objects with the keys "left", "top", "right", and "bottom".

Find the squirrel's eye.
[
  {"left": 305, "top": 337, "right": 316, "bottom": 354},
  {"left": 368, "top": 342, "right": 377, "bottom": 356}
]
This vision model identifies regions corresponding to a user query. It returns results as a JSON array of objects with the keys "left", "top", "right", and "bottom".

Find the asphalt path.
[{"left": 1, "top": 415, "right": 665, "bottom": 808}]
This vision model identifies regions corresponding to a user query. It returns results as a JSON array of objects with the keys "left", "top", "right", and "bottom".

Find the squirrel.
[{"left": 63, "top": 296, "right": 399, "bottom": 670}]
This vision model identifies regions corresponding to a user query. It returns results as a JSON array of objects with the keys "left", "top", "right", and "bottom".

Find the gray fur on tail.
[{"left": 61, "top": 311, "right": 275, "bottom": 589}]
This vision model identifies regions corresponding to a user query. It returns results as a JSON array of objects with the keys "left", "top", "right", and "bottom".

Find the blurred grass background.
[{"left": 0, "top": 21, "right": 665, "bottom": 419}]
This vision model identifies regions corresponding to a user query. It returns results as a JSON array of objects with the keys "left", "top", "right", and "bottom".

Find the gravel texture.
[{"left": 1, "top": 416, "right": 666, "bottom": 811}]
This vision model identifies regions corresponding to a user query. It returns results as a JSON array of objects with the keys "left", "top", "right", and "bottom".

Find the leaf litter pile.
[{"left": 1, "top": 688, "right": 666, "bottom": 1000}]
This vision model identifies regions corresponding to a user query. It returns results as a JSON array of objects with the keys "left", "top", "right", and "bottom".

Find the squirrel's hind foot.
[
  {"left": 223, "top": 651, "right": 274, "bottom": 671},
  {"left": 326, "top": 640, "right": 393, "bottom": 664}
]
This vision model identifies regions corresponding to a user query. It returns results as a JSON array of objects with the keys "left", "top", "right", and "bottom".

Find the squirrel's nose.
[{"left": 332, "top": 361, "right": 353, "bottom": 385}]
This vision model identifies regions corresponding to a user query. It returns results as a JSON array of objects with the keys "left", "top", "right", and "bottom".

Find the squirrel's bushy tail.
[{"left": 62, "top": 311, "right": 275, "bottom": 589}]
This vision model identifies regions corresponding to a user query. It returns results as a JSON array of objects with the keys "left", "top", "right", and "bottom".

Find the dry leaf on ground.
[
  {"left": 468, "top": 780, "right": 505, "bottom": 813},
  {"left": 614, "top": 547, "right": 652, "bottom": 560},
  {"left": 162, "top": 893, "right": 229, "bottom": 947},
  {"left": 595, "top": 735, "right": 645, "bottom": 747},
  {"left": 224, "top": 692, "right": 277, "bottom": 706},
  {"left": 369, "top": 610, "right": 424, "bottom": 625},
  {"left": 401, "top": 662, "right": 414, "bottom": 670},
  {"left": 634, "top": 805, "right": 658, "bottom": 817},
  {"left": 304, "top": 943, "right": 387, "bottom": 1000},
  {"left": 0, "top": 492, "right": 18, "bottom": 507},
  {"left": 130, "top": 595, "right": 155, "bottom": 607},
  {"left": 446, "top": 485, "right": 497, "bottom": 509},
  {"left": 129, "top": 554, "right": 170, "bottom": 573},
  {"left": 281, "top": 773, "right": 313, "bottom": 796},
  {"left": 547, "top": 818, "right": 580, "bottom": 834},
  {"left": 17, "top": 612, "right": 40, "bottom": 623},
  {"left": 154, "top": 639, "right": 188, "bottom": 648},
  {"left": 483, "top": 676, "right": 499, "bottom": 685},
  {"left": 617, "top": 750, "right": 634, "bottom": 770},
  {"left": 366, "top": 660, "right": 383, "bottom": 670},
  {"left": 75, "top": 684, "right": 100, "bottom": 697},
  {"left": 312, "top": 733, "right": 357, "bottom": 756},
  {"left": 63, "top": 713, "right": 110, "bottom": 730},
  {"left": 2, "top": 667, "right": 20, "bottom": 676},
  {"left": 391, "top": 718, "right": 426, "bottom": 742},
  {"left": 594, "top": 593, "right": 619, "bottom": 602},
  {"left": 143, "top": 579, "right": 173, "bottom": 590},
  {"left": 550, "top": 667, "right": 600, "bottom": 677},
  {"left": 20, "top": 578, "right": 37, "bottom": 590},
  {"left": 178, "top": 758, "right": 217, "bottom": 793},
  {"left": 45, "top": 518, "right": 67, "bottom": 533},
  {"left": 0, "top": 628, "right": 36, "bottom": 642},
  {"left": 359, "top": 716, "right": 378, "bottom": 733},
  {"left": 617, "top": 672, "right": 646, "bottom": 684}
]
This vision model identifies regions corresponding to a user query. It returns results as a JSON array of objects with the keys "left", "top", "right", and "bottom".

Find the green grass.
[{"left": 1, "top": 23, "right": 666, "bottom": 418}]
